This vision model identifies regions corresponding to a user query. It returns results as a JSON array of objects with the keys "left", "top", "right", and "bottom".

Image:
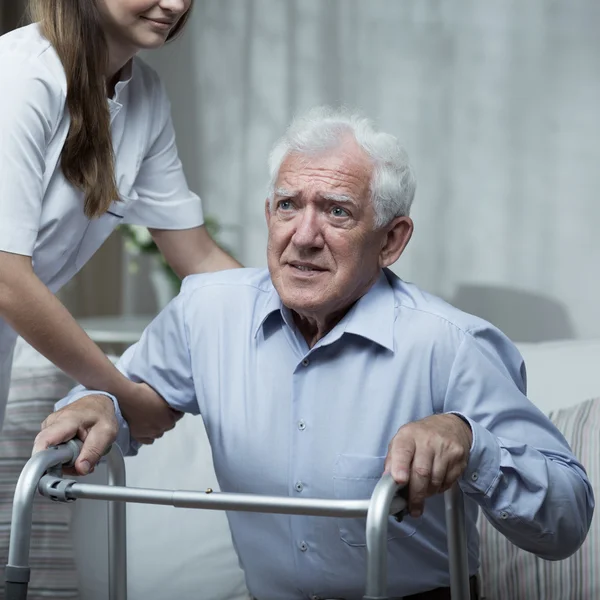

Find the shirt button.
[
  {"left": 500, "top": 511, "right": 508, "bottom": 520},
  {"left": 302, "top": 358, "right": 310, "bottom": 367},
  {"left": 299, "top": 541, "right": 308, "bottom": 552},
  {"left": 298, "top": 420, "right": 306, "bottom": 431},
  {"left": 471, "top": 472, "right": 479, "bottom": 482},
  {"left": 295, "top": 481, "right": 304, "bottom": 492}
]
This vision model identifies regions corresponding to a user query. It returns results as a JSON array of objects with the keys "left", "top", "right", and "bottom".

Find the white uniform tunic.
[{"left": 0, "top": 24, "right": 204, "bottom": 427}]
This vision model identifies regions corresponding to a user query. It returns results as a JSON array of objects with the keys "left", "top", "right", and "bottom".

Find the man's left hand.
[{"left": 384, "top": 414, "right": 473, "bottom": 518}]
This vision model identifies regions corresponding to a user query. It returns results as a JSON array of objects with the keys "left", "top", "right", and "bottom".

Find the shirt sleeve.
[
  {"left": 122, "top": 78, "right": 204, "bottom": 230},
  {"left": 0, "top": 58, "right": 60, "bottom": 256},
  {"left": 55, "top": 288, "right": 197, "bottom": 456},
  {"left": 444, "top": 327, "right": 594, "bottom": 560}
]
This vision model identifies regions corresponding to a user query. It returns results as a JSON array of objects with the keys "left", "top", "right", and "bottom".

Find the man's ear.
[{"left": 379, "top": 216, "right": 414, "bottom": 268}]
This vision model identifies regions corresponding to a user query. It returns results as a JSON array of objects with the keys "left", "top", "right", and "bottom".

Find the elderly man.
[{"left": 35, "top": 107, "right": 593, "bottom": 600}]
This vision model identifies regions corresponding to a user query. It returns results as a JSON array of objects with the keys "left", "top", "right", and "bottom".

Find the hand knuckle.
[
  {"left": 96, "top": 423, "right": 118, "bottom": 439},
  {"left": 413, "top": 466, "right": 431, "bottom": 479}
]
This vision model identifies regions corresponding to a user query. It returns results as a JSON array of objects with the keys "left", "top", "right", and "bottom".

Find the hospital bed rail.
[{"left": 4, "top": 441, "right": 471, "bottom": 600}]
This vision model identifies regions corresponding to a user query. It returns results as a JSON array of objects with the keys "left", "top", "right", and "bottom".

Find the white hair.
[{"left": 267, "top": 106, "right": 416, "bottom": 227}]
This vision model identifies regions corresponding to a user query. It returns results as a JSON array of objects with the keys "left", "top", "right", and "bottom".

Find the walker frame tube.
[
  {"left": 6, "top": 443, "right": 470, "bottom": 600},
  {"left": 106, "top": 448, "right": 127, "bottom": 600},
  {"left": 4, "top": 440, "right": 85, "bottom": 600}
]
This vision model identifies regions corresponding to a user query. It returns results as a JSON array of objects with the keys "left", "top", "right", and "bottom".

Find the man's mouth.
[{"left": 288, "top": 262, "right": 325, "bottom": 272}]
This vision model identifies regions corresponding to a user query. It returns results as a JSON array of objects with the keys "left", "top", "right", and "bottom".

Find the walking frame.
[{"left": 4, "top": 441, "right": 471, "bottom": 600}]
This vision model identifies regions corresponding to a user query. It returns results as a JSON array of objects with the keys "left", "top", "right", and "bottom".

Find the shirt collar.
[
  {"left": 109, "top": 59, "right": 134, "bottom": 104},
  {"left": 253, "top": 285, "right": 287, "bottom": 338},
  {"left": 253, "top": 269, "right": 396, "bottom": 352}
]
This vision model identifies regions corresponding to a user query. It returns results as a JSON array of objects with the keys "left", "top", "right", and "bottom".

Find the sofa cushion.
[
  {"left": 70, "top": 413, "right": 250, "bottom": 600},
  {"left": 516, "top": 340, "right": 600, "bottom": 414},
  {"left": 478, "top": 395, "right": 599, "bottom": 599}
]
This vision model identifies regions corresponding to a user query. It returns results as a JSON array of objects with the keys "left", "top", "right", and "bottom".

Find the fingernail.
[
  {"left": 395, "top": 469, "right": 409, "bottom": 482},
  {"left": 80, "top": 460, "right": 91, "bottom": 475}
]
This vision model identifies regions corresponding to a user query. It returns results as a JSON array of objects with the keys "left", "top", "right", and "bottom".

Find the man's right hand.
[
  {"left": 33, "top": 394, "right": 119, "bottom": 476},
  {"left": 118, "top": 382, "right": 184, "bottom": 444}
]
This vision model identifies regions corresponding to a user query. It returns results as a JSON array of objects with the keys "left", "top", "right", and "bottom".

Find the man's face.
[{"left": 266, "top": 141, "right": 392, "bottom": 322}]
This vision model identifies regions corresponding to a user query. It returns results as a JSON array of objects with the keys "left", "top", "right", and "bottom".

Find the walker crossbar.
[{"left": 5, "top": 442, "right": 471, "bottom": 600}]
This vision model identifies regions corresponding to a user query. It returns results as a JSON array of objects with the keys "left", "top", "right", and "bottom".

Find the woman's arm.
[
  {"left": 150, "top": 225, "right": 242, "bottom": 277},
  {"left": 0, "top": 250, "right": 180, "bottom": 441}
]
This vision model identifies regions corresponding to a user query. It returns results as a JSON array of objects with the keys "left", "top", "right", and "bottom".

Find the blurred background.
[
  {"left": 3, "top": 0, "right": 600, "bottom": 343},
  {"left": 1, "top": 4, "right": 600, "bottom": 599}
]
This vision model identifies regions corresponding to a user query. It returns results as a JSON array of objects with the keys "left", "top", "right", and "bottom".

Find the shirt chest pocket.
[
  {"left": 333, "top": 454, "right": 420, "bottom": 547},
  {"left": 74, "top": 193, "right": 134, "bottom": 271}
]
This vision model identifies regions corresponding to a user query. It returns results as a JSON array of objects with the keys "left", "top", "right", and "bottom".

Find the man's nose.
[{"left": 291, "top": 209, "right": 324, "bottom": 249}]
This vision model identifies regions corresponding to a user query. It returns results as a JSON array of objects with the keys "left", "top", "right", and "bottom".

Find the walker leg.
[
  {"left": 444, "top": 486, "right": 470, "bottom": 599},
  {"left": 4, "top": 441, "right": 81, "bottom": 600}
]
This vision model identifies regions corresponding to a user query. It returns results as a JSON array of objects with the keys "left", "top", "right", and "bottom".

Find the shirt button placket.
[{"left": 294, "top": 356, "right": 310, "bottom": 571}]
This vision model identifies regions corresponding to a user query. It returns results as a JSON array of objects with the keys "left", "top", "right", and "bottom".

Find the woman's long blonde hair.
[{"left": 28, "top": 0, "right": 191, "bottom": 218}]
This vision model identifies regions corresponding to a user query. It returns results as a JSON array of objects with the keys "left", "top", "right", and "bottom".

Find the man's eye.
[
  {"left": 331, "top": 206, "right": 349, "bottom": 217},
  {"left": 278, "top": 200, "right": 292, "bottom": 210}
]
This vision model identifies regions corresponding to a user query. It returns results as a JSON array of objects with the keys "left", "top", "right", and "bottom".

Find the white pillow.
[
  {"left": 71, "top": 414, "right": 249, "bottom": 600},
  {"left": 516, "top": 340, "right": 600, "bottom": 414}
]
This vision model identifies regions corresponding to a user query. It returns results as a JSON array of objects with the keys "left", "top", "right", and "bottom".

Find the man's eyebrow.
[
  {"left": 321, "top": 193, "right": 355, "bottom": 204},
  {"left": 274, "top": 187, "right": 297, "bottom": 198},
  {"left": 274, "top": 188, "right": 357, "bottom": 205}
]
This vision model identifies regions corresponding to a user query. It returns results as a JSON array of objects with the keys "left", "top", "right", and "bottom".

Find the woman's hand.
[{"left": 118, "top": 381, "right": 184, "bottom": 444}]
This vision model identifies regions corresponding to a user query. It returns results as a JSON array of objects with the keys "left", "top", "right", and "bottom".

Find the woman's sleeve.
[
  {"left": 0, "top": 58, "right": 60, "bottom": 256},
  {"left": 122, "top": 77, "right": 204, "bottom": 230}
]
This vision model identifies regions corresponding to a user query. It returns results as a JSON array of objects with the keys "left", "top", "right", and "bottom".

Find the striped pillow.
[
  {"left": 478, "top": 396, "right": 600, "bottom": 599},
  {"left": 0, "top": 352, "right": 79, "bottom": 600}
]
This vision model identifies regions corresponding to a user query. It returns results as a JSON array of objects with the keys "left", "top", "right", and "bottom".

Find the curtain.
[
  {"left": 143, "top": 0, "right": 600, "bottom": 340},
  {"left": 5, "top": 1, "right": 600, "bottom": 338}
]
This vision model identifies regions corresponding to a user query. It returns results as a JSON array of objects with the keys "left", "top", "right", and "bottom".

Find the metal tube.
[
  {"left": 106, "top": 446, "right": 127, "bottom": 600},
  {"left": 444, "top": 485, "right": 471, "bottom": 599},
  {"left": 26, "top": 446, "right": 469, "bottom": 600},
  {"left": 363, "top": 474, "right": 405, "bottom": 600},
  {"left": 41, "top": 482, "right": 375, "bottom": 517},
  {"left": 5, "top": 441, "right": 81, "bottom": 600}
]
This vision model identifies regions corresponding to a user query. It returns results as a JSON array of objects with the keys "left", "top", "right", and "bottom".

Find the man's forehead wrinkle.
[{"left": 278, "top": 165, "right": 370, "bottom": 194}]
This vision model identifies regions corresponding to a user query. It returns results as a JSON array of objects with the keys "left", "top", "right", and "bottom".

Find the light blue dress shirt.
[{"left": 59, "top": 268, "right": 593, "bottom": 600}]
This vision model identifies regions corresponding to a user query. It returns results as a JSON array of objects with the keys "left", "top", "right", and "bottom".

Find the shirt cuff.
[
  {"left": 122, "top": 192, "right": 204, "bottom": 230},
  {"left": 448, "top": 412, "right": 501, "bottom": 495},
  {"left": 54, "top": 390, "right": 138, "bottom": 457},
  {"left": 0, "top": 221, "right": 37, "bottom": 256}
]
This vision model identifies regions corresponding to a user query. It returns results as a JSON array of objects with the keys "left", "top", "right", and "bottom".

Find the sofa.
[{"left": 2, "top": 338, "right": 600, "bottom": 600}]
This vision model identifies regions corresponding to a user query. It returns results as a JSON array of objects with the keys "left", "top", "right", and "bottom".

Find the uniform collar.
[
  {"left": 109, "top": 59, "right": 134, "bottom": 105},
  {"left": 254, "top": 269, "right": 396, "bottom": 352}
]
